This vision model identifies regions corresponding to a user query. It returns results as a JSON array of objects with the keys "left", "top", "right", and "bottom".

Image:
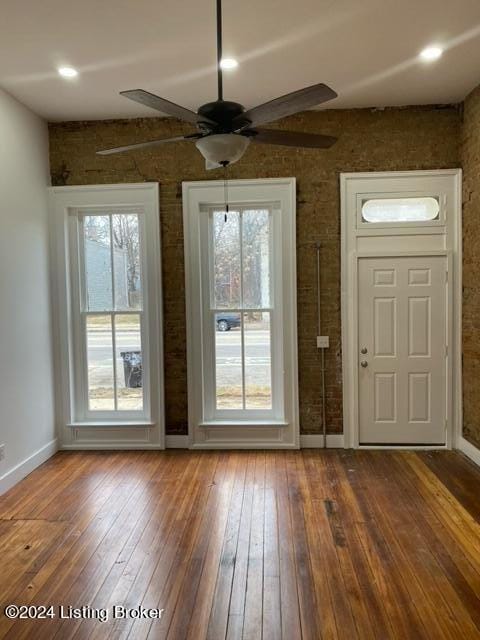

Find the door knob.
[
  {"left": 361, "top": 347, "right": 368, "bottom": 354},
  {"left": 360, "top": 361, "right": 368, "bottom": 368}
]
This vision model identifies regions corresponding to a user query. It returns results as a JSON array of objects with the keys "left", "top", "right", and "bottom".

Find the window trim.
[
  {"left": 49, "top": 183, "right": 164, "bottom": 449},
  {"left": 183, "top": 178, "right": 299, "bottom": 449}
]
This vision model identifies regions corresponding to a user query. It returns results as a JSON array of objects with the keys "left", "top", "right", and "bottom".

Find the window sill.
[
  {"left": 67, "top": 421, "right": 156, "bottom": 429},
  {"left": 199, "top": 420, "right": 289, "bottom": 428}
]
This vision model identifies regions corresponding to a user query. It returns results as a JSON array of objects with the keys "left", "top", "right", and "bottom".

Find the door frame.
[{"left": 340, "top": 170, "right": 462, "bottom": 449}]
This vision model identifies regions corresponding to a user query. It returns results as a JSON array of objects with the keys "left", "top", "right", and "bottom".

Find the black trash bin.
[{"left": 120, "top": 351, "right": 143, "bottom": 388}]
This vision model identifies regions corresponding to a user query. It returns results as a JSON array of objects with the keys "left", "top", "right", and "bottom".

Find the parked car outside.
[{"left": 216, "top": 312, "right": 241, "bottom": 331}]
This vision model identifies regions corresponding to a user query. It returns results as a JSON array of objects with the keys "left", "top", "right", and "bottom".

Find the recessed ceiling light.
[
  {"left": 220, "top": 58, "right": 238, "bottom": 70},
  {"left": 58, "top": 66, "right": 78, "bottom": 78},
  {"left": 419, "top": 46, "right": 443, "bottom": 62}
]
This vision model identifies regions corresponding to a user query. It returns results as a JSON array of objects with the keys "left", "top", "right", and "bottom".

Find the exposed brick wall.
[
  {"left": 49, "top": 106, "right": 460, "bottom": 435},
  {"left": 462, "top": 87, "right": 480, "bottom": 448}
]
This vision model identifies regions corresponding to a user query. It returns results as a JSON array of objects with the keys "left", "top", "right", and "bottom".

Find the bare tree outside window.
[
  {"left": 112, "top": 214, "right": 142, "bottom": 309},
  {"left": 212, "top": 208, "right": 272, "bottom": 410},
  {"left": 213, "top": 210, "right": 270, "bottom": 309}
]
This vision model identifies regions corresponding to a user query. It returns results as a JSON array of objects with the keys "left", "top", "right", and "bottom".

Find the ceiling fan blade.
[
  {"left": 120, "top": 89, "right": 216, "bottom": 125},
  {"left": 234, "top": 83, "right": 337, "bottom": 128},
  {"left": 96, "top": 134, "right": 200, "bottom": 155},
  {"left": 249, "top": 128, "right": 337, "bottom": 148}
]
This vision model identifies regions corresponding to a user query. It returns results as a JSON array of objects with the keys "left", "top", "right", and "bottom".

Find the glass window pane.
[
  {"left": 213, "top": 211, "right": 241, "bottom": 309},
  {"left": 242, "top": 210, "right": 271, "bottom": 308},
  {"left": 84, "top": 215, "right": 113, "bottom": 311},
  {"left": 215, "top": 312, "right": 243, "bottom": 409},
  {"left": 362, "top": 197, "right": 440, "bottom": 223},
  {"left": 86, "top": 314, "right": 114, "bottom": 411},
  {"left": 115, "top": 314, "right": 143, "bottom": 411},
  {"left": 112, "top": 214, "right": 143, "bottom": 310},
  {"left": 244, "top": 312, "right": 272, "bottom": 409}
]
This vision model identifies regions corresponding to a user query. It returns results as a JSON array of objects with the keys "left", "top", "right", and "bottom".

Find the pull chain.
[{"left": 222, "top": 162, "right": 229, "bottom": 221}]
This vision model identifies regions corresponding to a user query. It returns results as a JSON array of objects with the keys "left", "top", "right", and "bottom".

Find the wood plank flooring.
[{"left": 1, "top": 450, "right": 480, "bottom": 639}]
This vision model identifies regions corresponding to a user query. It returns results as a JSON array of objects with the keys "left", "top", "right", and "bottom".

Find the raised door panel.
[
  {"left": 408, "top": 297, "right": 431, "bottom": 357},
  {"left": 374, "top": 298, "right": 397, "bottom": 357},
  {"left": 374, "top": 373, "right": 397, "bottom": 422}
]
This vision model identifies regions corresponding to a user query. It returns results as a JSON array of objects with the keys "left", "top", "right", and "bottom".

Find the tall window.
[
  {"left": 210, "top": 207, "right": 273, "bottom": 413},
  {"left": 183, "top": 178, "right": 298, "bottom": 448},
  {"left": 75, "top": 212, "right": 146, "bottom": 417},
  {"left": 196, "top": 199, "right": 288, "bottom": 426},
  {"left": 50, "top": 184, "right": 163, "bottom": 448}
]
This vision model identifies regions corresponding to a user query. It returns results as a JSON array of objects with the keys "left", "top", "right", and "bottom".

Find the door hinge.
[
  {"left": 445, "top": 345, "right": 448, "bottom": 357},
  {"left": 445, "top": 270, "right": 448, "bottom": 283}
]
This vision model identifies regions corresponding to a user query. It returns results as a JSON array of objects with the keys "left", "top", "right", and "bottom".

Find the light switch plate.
[{"left": 317, "top": 335, "right": 329, "bottom": 349}]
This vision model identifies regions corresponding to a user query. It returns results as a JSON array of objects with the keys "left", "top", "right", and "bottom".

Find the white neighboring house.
[{"left": 85, "top": 238, "right": 129, "bottom": 309}]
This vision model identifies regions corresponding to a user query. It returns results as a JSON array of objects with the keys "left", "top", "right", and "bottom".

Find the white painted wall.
[{"left": 0, "top": 89, "right": 56, "bottom": 493}]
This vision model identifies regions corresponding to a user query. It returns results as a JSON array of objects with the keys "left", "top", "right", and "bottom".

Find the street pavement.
[{"left": 87, "top": 328, "right": 271, "bottom": 389}]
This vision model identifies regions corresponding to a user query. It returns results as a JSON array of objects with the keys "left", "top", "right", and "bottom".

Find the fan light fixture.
[
  {"left": 195, "top": 133, "right": 251, "bottom": 169},
  {"left": 419, "top": 46, "right": 443, "bottom": 62}
]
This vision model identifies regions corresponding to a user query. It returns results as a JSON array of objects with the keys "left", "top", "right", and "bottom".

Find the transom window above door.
[{"left": 361, "top": 196, "right": 440, "bottom": 223}]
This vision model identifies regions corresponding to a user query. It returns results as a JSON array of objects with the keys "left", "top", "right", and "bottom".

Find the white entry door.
[{"left": 358, "top": 255, "right": 448, "bottom": 444}]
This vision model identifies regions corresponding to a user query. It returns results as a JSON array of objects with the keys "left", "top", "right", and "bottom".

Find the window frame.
[
  {"left": 200, "top": 203, "right": 283, "bottom": 422},
  {"left": 68, "top": 206, "right": 150, "bottom": 422},
  {"left": 356, "top": 190, "right": 446, "bottom": 230},
  {"left": 49, "top": 183, "right": 164, "bottom": 449},
  {"left": 183, "top": 178, "right": 299, "bottom": 450},
  {"left": 361, "top": 196, "right": 440, "bottom": 224}
]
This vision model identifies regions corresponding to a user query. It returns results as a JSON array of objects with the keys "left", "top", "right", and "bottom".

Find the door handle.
[{"left": 360, "top": 361, "right": 368, "bottom": 368}]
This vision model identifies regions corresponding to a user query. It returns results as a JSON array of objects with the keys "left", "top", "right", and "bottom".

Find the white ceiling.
[{"left": 2, "top": 0, "right": 480, "bottom": 121}]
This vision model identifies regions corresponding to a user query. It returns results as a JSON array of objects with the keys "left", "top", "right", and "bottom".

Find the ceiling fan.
[{"left": 97, "top": 0, "right": 338, "bottom": 168}]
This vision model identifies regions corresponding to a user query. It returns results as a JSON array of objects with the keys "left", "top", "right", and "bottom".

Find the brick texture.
[
  {"left": 462, "top": 87, "right": 480, "bottom": 448},
  {"left": 48, "top": 106, "right": 460, "bottom": 435}
]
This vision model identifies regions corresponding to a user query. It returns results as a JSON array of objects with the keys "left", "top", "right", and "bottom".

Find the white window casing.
[
  {"left": 49, "top": 183, "right": 164, "bottom": 449},
  {"left": 183, "top": 178, "right": 299, "bottom": 449}
]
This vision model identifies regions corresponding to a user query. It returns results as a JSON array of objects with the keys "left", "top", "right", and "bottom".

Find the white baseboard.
[
  {"left": 61, "top": 444, "right": 165, "bottom": 450},
  {"left": 457, "top": 436, "right": 480, "bottom": 467},
  {"left": 166, "top": 435, "right": 189, "bottom": 448},
  {"left": 300, "top": 434, "right": 345, "bottom": 448},
  {"left": 0, "top": 438, "right": 58, "bottom": 495},
  {"left": 166, "top": 434, "right": 345, "bottom": 449},
  {"left": 190, "top": 443, "right": 299, "bottom": 450}
]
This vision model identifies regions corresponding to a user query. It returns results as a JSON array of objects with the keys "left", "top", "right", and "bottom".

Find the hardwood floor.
[{"left": 1, "top": 449, "right": 480, "bottom": 639}]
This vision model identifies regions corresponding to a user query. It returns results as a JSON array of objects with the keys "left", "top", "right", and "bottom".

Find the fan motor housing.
[{"left": 198, "top": 100, "right": 249, "bottom": 131}]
